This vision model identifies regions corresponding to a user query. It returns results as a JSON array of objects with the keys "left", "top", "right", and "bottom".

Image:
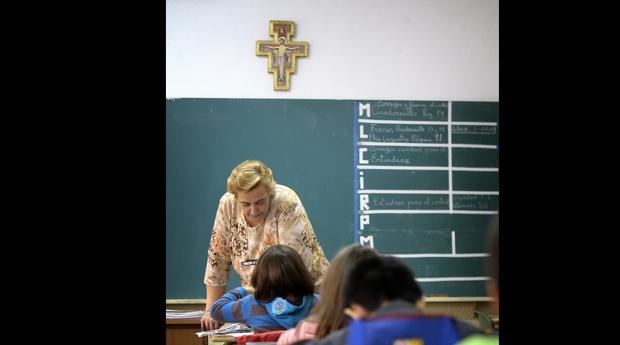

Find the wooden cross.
[{"left": 256, "top": 20, "right": 308, "bottom": 91}]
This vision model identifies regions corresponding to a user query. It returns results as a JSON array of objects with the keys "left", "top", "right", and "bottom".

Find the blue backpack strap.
[{"left": 346, "top": 314, "right": 461, "bottom": 345}]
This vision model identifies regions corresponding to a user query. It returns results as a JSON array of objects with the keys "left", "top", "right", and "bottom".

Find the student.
[
  {"left": 458, "top": 216, "right": 499, "bottom": 345},
  {"left": 277, "top": 244, "right": 379, "bottom": 345},
  {"left": 202, "top": 159, "right": 330, "bottom": 330},
  {"left": 209, "top": 244, "right": 319, "bottom": 333},
  {"left": 308, "top": 255, "right": 483, "bottom": 345}
]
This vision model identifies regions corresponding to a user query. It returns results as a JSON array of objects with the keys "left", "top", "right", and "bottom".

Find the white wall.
[{"left": 166, "top": 0, "right": 498, "bottom": 101}]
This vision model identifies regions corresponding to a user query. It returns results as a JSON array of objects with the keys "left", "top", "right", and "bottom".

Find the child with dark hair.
[
  {"left": 309, "top": 255, "right": 482, "bottom": 345},
  {"left": 210, "top": 244, "right": 318, "bottom": 333},
  {"left": 343, "top": 255, "right": 423, "bottom": 316}
]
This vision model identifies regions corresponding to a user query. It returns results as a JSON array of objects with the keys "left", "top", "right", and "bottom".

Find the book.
[{"left": 165, "top": 309, "right": 204, "bottom": 319}]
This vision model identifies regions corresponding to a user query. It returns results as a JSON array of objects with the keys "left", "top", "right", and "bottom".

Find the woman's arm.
[
  {"left": 205, "top": 195, "right": 235, "bottom": 287},
  {"left": 202, "top": 195, "right": 235, "bottom": 330},
  {"left": 200, "top": 285, "right": 226, "bottom": 330}
]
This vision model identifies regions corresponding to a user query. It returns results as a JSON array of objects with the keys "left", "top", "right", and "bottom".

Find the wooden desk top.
[
  {"left": 210, "top": 334, "right": 236, "bottom": 342},
  {"left": 166, "top": 317, "right": 201, "bottom": 325}
]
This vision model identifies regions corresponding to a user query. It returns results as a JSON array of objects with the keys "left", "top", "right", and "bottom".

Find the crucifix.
[{"left": 256, "top": 20, "right": 308, "bottom": 91}]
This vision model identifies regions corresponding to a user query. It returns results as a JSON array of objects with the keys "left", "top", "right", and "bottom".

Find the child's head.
[
  {"left": 313, "top": 244, "right": 379, "bottom": 339},
  {"left": 251, "top": 244, "right": 315, "bottom": 303},
  {"left": 343, "top": 255, "right": 423, "bottom": 319}
]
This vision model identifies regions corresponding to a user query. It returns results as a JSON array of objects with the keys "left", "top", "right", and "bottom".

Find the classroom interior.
[{"left": 166, "top": 0, "right": 498, "bottom": 344}]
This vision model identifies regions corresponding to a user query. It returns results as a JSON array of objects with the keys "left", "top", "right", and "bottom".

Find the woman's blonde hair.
[
  {"left": 226, "top": 160, "right": 276, "bottom": 197},
  {"left": 311, "top": 244, "right": 379, "bottom": 339}
]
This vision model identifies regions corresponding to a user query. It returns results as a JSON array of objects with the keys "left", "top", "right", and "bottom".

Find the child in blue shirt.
[{"left": 210, "top": 244, "right": 319, "bottom": 332}]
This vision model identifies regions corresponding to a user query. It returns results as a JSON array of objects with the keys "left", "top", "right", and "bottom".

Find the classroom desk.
[
  {"left": 166, "top": 318, "right": 207, "bottom": 345},
  {"left": 209, "top": 334, "right": 236, "bottom": 344},
  {"left": 423, "top": 297, "right": 494, "bottom": 321}
]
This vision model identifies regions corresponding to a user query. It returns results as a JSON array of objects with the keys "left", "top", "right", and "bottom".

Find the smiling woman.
[{"left": 200, "top": 160, "right": 330, "bottom": 332}]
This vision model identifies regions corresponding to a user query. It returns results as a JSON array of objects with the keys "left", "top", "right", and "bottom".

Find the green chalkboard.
[
  {"left": 354, "top": 100, "right": 498, "bottom": 296},
  {"left": 166, "top": 99, "right": 498, "bottom": 299}
]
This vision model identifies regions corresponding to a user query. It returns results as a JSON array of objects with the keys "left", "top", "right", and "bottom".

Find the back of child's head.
[
  {"left": 251, "top": 244, "right": 315, "bottom": 303},
  {"left": 344, "top": 255, "right": 423, "bottom": 312},
  {"left": 313, "top": 244, "right": 379, "bottom": 338}
]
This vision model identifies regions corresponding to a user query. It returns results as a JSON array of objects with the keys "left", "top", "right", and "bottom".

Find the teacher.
[{"left": 200, "top": 160, "right": 330, "bottom": 330}]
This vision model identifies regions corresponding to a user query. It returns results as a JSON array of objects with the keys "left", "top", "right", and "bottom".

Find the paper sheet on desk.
[
  {"left": 195, "top": 323, "right": 253, "bottom": 337},
  {"left": 166, "top": 309, "right": 204, "bottom": 319}
]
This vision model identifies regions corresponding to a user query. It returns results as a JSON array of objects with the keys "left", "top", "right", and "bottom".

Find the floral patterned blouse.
[{"left": 204, "top": 184, "right": 329, "bottom": 288}]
